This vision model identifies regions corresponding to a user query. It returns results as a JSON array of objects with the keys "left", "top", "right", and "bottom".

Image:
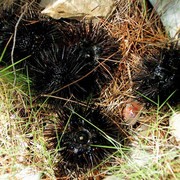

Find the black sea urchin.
[
  {"left": 28, "top": 40, "right": 119, "bottom": 102},
  {"left": 134, "top": 48, "right": 180, "bottom": 105},
  {"left": 0, "top": 12, "right": 62, "bottom": 65},
  {"left": 44, "top": 106, "right": 124, "bottom": 176},
  {"left": 26, "top": 21, "right": 120, "bottom": 102}
]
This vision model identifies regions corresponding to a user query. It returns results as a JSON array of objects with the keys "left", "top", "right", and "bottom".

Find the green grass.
[{"left": 103, "top": 99, "right": 180, "bottom": 180}]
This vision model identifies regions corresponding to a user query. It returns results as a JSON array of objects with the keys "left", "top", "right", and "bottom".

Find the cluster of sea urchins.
[
  {"left": 44, "top": 106, "right": 125, "bottom": 176},
  {"left": 0, "top": 2, "right": 120, "bottom": 103},
  {"left": 0, "top": 0, "right": 123, "bottom": 177},
  {"left": 133, "top": 47, "right": 180, "bottom": 105}
]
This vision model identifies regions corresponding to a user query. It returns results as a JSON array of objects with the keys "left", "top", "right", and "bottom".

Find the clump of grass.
[
  {"left": 104, "top": 101, "right": 180, "bottom": 179},
  {"left": 0, "top": 62, "right": 59, "bottom": 179}
]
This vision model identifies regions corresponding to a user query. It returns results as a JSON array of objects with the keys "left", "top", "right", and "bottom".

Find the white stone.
[
  {"left": 15, "top": 167, "right": 41, "bottom": 180},
  {"left": 169, "top": 112, "right": 180, "bottom": 142},
  {"left": 40, "top": 0, "right": 115, "bottom": 19},
  {"left": 104, "top": 176, "right": 120, "bottom": 180},
  {"left": 149, "top": 0, "right": 180, "bottom": 40},
  {"left": 0, "top": 167, "right": 41, "bottom": 180},
  {"left": 130, "top": 146, "right": 153, "bottom": 167}
]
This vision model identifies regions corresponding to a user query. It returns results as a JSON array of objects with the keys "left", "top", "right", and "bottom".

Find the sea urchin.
[
  {"left": 44, "top": 106, "right": 125, "bottom": 176},
  {"left": 134, "top": 48, "right": 180, "bottom": 105},
  {"left": 30, "top": 21, "right": 120, "bottom": 102}
]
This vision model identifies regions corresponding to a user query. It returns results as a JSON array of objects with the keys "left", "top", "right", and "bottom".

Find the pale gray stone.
[{"left": 40, "top": 0, "right": 116, "bottom": 19}]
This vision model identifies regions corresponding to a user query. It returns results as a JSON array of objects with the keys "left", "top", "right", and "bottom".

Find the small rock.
[
  {"left": 15, "top": 167, "right": 42, "bottom": 180},
  {"left": 104, "top": 175, "right": 120, "bottom": 180},
  {"left": 0, "top": 167, "right": 41, "bottom": 180},
  {"left": 169, "top": 112, "right": 180, "bottom": 142},
  {"left": 130, "top": 145, "right": 153, "bottom": 167},
  {"left": 149, "top": 0, "right": 180, "bottom": 41},
  {"left": 122, "top": 100, "right": 143, "bottom": 126},
  {"left": 40, "top": 0, "right": 116, "bottom": 19}
]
